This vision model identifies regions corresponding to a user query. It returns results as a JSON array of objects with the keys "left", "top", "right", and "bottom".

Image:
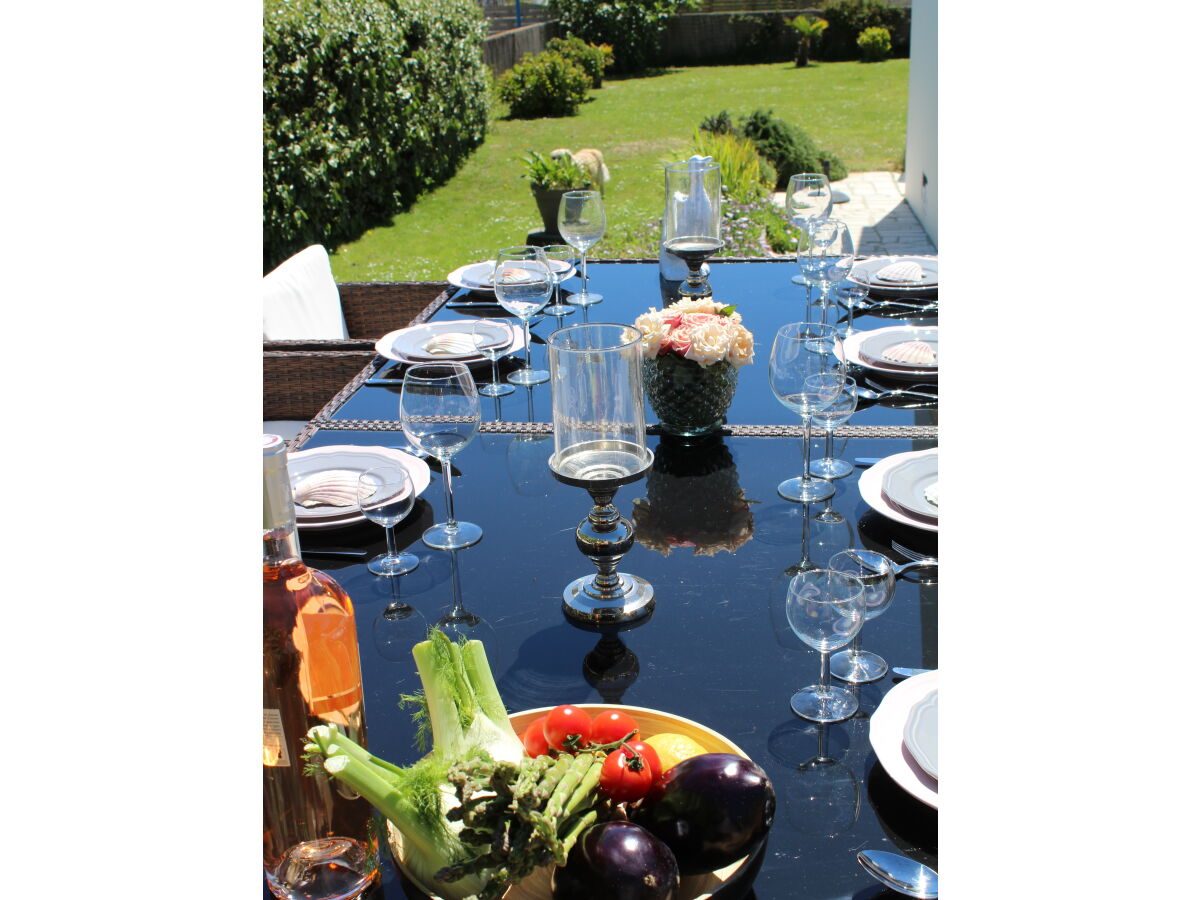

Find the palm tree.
[{"left": 790, "top": 14, "right": 828, "bottom": 68}]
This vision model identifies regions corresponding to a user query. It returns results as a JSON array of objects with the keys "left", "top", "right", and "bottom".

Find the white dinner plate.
[
  {"left": 839, "top": 327, "right": 939, "bottom": 382},
  {"left": 287, "top": 445, "right": 431, "bottom": 531},
  {"left": 857, "top": 327, "right": 939, "bottom": 371},
  {"left": 849, "top": 256, "right": 938, "bottom": 291},
  {"left": 903, "top": 689, "right": 939, "bottom": 780},
  {"left": 375, "top": 319, "right": 527, "bottom": 367},
  {"left": 389, "top": 320, "right": 512, "bottom": 361},
  {"left": 858, "top": 449, "right": 938, "bottom": 533},
  {"left": 448, "top": 260, "right": 575, "bottom": 294},
  {"left": 870, "top": 670, "right": 939, "bottom": 808},
  {"left": 881, "top": 452, "right": 939, "bottom": 520}
]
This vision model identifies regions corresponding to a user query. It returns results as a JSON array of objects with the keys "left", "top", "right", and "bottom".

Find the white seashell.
[
  {"left": 495, "top": 265, "right": 536, "bottom": 284},
  {"left": 924, "top": 481, "right": 939, "bottom": 507},
  {"left": 876, "top": 261, "right": 924, "bottom": 283},
  {"left": 294, "top": 469, "right": 360, "bottom": 508},
  {"left": 882, "top": 340, "right": 937, "bottom": 366}
]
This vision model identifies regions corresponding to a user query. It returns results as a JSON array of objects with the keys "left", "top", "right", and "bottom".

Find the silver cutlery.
[
  {"left": 854, "top": 385, "right": 939, "bottom": 403},
  {"left": 892, "top": 667, "right": 933, "bottom": 679},
  {"left": 863, "top": 377, "right": 937, "bottom": 395},
  {"left": 857, "top": 850, "right": 938, "bottom": 898},
  {"left": 301, "top": 547, "right": 369, "bottom": 559},
  {"left": 895, "top": 557, "right": 938, "bottom": 578}
]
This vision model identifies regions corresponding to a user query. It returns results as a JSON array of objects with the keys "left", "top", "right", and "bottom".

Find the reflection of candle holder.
[
  {"left": 548, "top": 323, "right": 655, "bottom": 626},
  {"left": 632, "top": 435, "right": 753, "bottom": 557}
]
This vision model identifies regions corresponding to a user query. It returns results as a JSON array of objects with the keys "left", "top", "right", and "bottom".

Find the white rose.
[
  {"left": 635, "top": 309, "right": 670, "bottom": 356},
  {"left": 668, "top": 297, "right": 722, "bottom": 316},
  {"left": 727, "top": 323, "right": 755, "bottom": 368},
  {"left": 683, "top": 320, "right": 732, "bottom": 367}
]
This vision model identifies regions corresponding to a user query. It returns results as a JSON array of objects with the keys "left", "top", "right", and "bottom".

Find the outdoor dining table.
[{"left": 277, "top": 258, "right": 938, "bottom": 900}]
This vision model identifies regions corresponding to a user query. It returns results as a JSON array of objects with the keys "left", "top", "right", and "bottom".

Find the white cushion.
[{"left": 262, "top": 245, "right": 349, "bottom": 340}]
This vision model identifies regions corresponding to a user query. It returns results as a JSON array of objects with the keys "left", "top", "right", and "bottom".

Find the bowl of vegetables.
[{"left": 304, "top": 632, "right": 773, "bottom": 900}]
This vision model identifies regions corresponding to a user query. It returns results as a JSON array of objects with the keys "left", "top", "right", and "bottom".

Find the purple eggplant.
[
  {"left": 630, "top": 753, "right": 775, "bottom": 876},
  {"left": 550, "top": 821, "right": 680, "bottom": 900}
]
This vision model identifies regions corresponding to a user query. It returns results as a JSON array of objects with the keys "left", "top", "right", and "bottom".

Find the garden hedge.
[{"left": 263, "top": 0, "right": 489, "bottom": 272}]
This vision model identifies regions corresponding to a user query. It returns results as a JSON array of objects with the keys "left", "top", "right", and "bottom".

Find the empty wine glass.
[
  {"left": 541, "top": 244, "right": 577, "bottom": 318},
  {"left": 471, "top": 318, "right": 515, "bottom": 398},
  {"left": 828, "top": 549, "right": 896, "bottom": 683},
  {"left": 785, "top": 568, "right": 865, "bottom": 722},
  {"left": 786, "top": 173, "right": 832, "bottom": 282},
  {"left": 356, "top": 465, "right": 420, "bottom": 576},
  {"left": 769, "top": 322, "right": 846, "bottom": 503},
  {"left": 400, "top": 362, "right": 483, "bottom": 550},
  {"left": 809, "top": 375, "right": 857, "bottom": 480},
  {"left": 558, "top": 190, "right": 606, "bottom": 306},
  {"left": 493, "top": 246, "right": 552, "bottom": 386},
  {"left": 811, "top": 218, "right": 854, "bottom": 308}
]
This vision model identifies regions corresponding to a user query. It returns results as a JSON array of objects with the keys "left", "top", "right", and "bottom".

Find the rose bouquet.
[{"left": 635, "top": 297, "right": 754, "bottom": 436}]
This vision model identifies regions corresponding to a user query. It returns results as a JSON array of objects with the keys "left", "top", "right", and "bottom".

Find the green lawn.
[{"left": 330, "top": 59, "right": 909, "bottom": 282}]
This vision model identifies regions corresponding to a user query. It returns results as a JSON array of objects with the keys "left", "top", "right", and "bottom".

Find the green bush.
[
  {"left": 699, "top": 110, "right": 734, "bottom": 135},
  {"left": 545, "top": 35, "right": 611, "bottom": 88},
  {"left": 737, "top": 109, "right": 847, "bottom": 188},
  {"left": 520, "top": 151, "right": 595, "bottom": 191},
  {"left": 497, "top": 51, "right": 591, "bottom": 118},
  {"left": 857, "top": 26, "right": 891, "bottom": 62},
  {"left": 691, "top": 130, "right": 774, "bottom": 205},
  {"left": 821, "top": 0, "right": 909, "bottom": 61},
  {"left": 263, "top": 0, "right": 488, "bottom": 272},
  {"left": 548, "top": 0, "right": 695, "bottom": 74}
]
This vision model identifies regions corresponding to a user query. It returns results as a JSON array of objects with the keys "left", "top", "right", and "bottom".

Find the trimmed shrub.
[
  {"left": 546, "top": 35, "right": 612, "bottom": 88},
  {"left": 699, "top": 110, "right": 735, "bottom": 135},
  {"left": 497, "top": 51, "right": 591, "bottom": 118},
  {"left": 548, "top": 0, "right": 695, "bottom": 74},
  {"left": 263, "top": 0, "right": 489, "bottom": 272},
  {"left": 821, "top": 0, "right": 909, "bottom": 61},
  {"left": 737, "top": 109, "right": 848, "bottom": 188},
  {"left": 857, "top": 26, "right": 891, "bottom": 62}
]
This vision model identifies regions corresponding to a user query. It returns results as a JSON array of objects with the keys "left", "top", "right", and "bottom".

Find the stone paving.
[{"left": 773, "top": 171, "right": 937, "bottom": 256}]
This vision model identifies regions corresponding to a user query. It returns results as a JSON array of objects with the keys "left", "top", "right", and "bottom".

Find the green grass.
[{"left": 329, "top": 59, "right": 909, "bottom": 282}]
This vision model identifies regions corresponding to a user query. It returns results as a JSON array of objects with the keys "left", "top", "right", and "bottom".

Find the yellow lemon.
[{"left": 645, "top": 732, "right": 707, "bottom": 773}]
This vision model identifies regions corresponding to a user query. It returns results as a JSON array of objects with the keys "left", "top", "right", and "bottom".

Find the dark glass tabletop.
[
  {"left": 284, "top": 425, "right": 938, "bottom": 900},
  {"left": 327, "top": 259, "right": 938, "bottom": 431}
]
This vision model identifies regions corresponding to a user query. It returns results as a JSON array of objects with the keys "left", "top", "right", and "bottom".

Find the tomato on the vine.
[
  {"left": 623, "top": 739, "right": 662, "bottom": 784},
  {"left": 589, "top": 710, "right": 640, "bottom": 746},
  {"left": 598, "top": 746, "right": 656, "bottom": 802},
  {"left": 522, "top": 715, "right": 551, "bottom": 757},
  {"left": 543, "top": 705, "right": 593, "bottom": 753}
]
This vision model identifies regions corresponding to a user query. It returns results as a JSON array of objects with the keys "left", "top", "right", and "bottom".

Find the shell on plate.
[
  {"left": 924, "top": 481, "right": 939, "bottom": 508},
  {"left": 882, "top": 339, "right": 937, "bottom": 366},
  {"left": 293, "top": 469, "right": 360, "bottom": 508},
  {"left": 876, "top": 261, "right": 925, "bottom": 283}
]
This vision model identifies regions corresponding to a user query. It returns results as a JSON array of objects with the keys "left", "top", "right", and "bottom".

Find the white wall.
[{"left": 904, "top": 0, "right": 938, "bottom": 247}]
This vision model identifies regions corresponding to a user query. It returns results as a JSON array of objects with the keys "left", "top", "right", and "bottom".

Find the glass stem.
[
  {"left": 580, "top": 253, "right": 588, "bottom": 294},
  {"left": 818, "top": 649, "right": 831, "bottom": 694},
  {"left": 848, "top": 630, "right": 862, "bottom": 661},
  {"left": 522, "top": 319, "right": 533, "bottom": 369},
  {"left": 440, "top": 460, "right": 459, "bottom": 533},
  {"left": 801, "top": 414, "right": 814, "bottom": 482},
  {"left": 384, "top": 523, "right": 398, "bottom": 561},
  {"left": 489, "top": 353, "right": 500, "bottom": 387},
  {"left": 823, "top": 427, "right": 833, "bottom": 462}
]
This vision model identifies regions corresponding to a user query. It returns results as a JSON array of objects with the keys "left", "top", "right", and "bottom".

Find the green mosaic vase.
[{"left": 643, "top": 354, "right": 738, "bottom": 437}]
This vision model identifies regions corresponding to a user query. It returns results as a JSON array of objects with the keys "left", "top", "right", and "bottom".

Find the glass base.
[
  {"left": 810, "top": 457, "right": 853, "bottom": 479},
  {"left": 566, "top": 290, "right": 603, "bottom": 306},
  {"left": 545, "top": 303, "right": 576, "bottom": 317},
  {"left": 367, "top": 552, "right": 420, "bottom": 577},
  {"left": 479, "top": 381, "right": 515, "bottom": 397},
  {"left": 778, "top": 475, "right": 836, "bottom": 503},
  {"left": 422, "top": 520, "right": 482, "bottom": 550},
  {"left": 790, "top": 684, "right": 859, "bottom": 723},
  {"left": 508, "top": 368, "right": 549, "bottom": 386},
  {"left": 829, "top": 649, "right": 888, "bottom": 683}
]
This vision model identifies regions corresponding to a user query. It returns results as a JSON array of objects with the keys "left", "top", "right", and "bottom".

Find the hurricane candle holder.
[
  {"left": 662, "top": 160, "right": 723, "bottom": 300},
  {"left": 548, "top": 323, "right": 655, "bottom": 625}
]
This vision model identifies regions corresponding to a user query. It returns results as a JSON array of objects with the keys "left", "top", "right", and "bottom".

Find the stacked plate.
[
  {"left": 858, "top": 448, "right": 938, "bottom": 532},
  {"left": 849, "top": 256, "right": 938, "bottom": 297},
  {"left": 374, "top": 319, "right": 525, "bottom": 368},
  {"left": 447, "top": 259, "right": 574, "bottom": 294},
  {"left": 840, "top": 325, "right": 938, "bottom": 382},
  {"left": 288, "top": 445, "right": 431, "bottom": 531},
  {"left": 869, "top": 670, "right": 939, "bottom": 807}
]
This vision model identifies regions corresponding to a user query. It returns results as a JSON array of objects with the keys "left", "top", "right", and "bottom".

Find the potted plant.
[{"left": 521, "top": 151, "right": 596, "bottom": 236}]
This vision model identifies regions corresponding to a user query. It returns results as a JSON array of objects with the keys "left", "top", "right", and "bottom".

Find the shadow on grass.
[{"left": 605, "top": 67, "right": 681, "bottom": 81}]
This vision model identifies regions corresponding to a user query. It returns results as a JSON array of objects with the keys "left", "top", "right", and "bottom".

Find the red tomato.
[
  {"left": 522, "top": 716, "right": 551, "bottom": 757},
  {"left": 623, "top": 740, "right": 662, "bottom": 784},
  {"left": 543, "top": 705, "right": 593, "bottom": 753},
  {"left": 599, "top": 746, "right": 656, "bottom": 802},
  {"left": 589, "top": 710, "right": 640, "bottom": 746}
]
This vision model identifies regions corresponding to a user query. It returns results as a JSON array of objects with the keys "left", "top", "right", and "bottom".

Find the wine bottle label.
[{"left": 263, "top": 708, "right": 290, "bottom": 767}]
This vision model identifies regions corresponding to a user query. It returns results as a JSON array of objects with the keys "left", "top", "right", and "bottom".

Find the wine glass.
[
  {"left": 661, "top": 160, "right": 724, "bottom": 299},
  {"left": 785, "top": 568, "right": 865, "bottom": 722},
  {"left": 400, "top": 362, "right": 483, "bottom": 550},
  {"left": 558, "top": 190, "right": 606, "bottom": 306},
  {"left": 768, "top": 322, "right": 845, "bottom": 503},
  {"left": 356, "top": 466, "right": 420, "bottom": 576},
  {"left": 786, "top": 173, "right": 832, "bottom": 282},
  {"left": 827, "top": 549, "right": 897, "bottom": 683},
  {"left": 811, "top": 218, "right": 854, "bottom": 308},
  {"left": 541, "top": 244, "right": 577, "bottom": 318},
  {"left": 493, "top": 246, "right": 552, "bottom": 386},
  {"left": 471, "top": 319, "right": 515, "bottom": 398},
  {"left": 809, "top": 375, "right": 857, "bottom": 480}
]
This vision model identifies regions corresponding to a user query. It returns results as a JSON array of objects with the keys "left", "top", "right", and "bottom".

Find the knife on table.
[{"left": 892, "top": 667, "right": 933, "bottom": 679}]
